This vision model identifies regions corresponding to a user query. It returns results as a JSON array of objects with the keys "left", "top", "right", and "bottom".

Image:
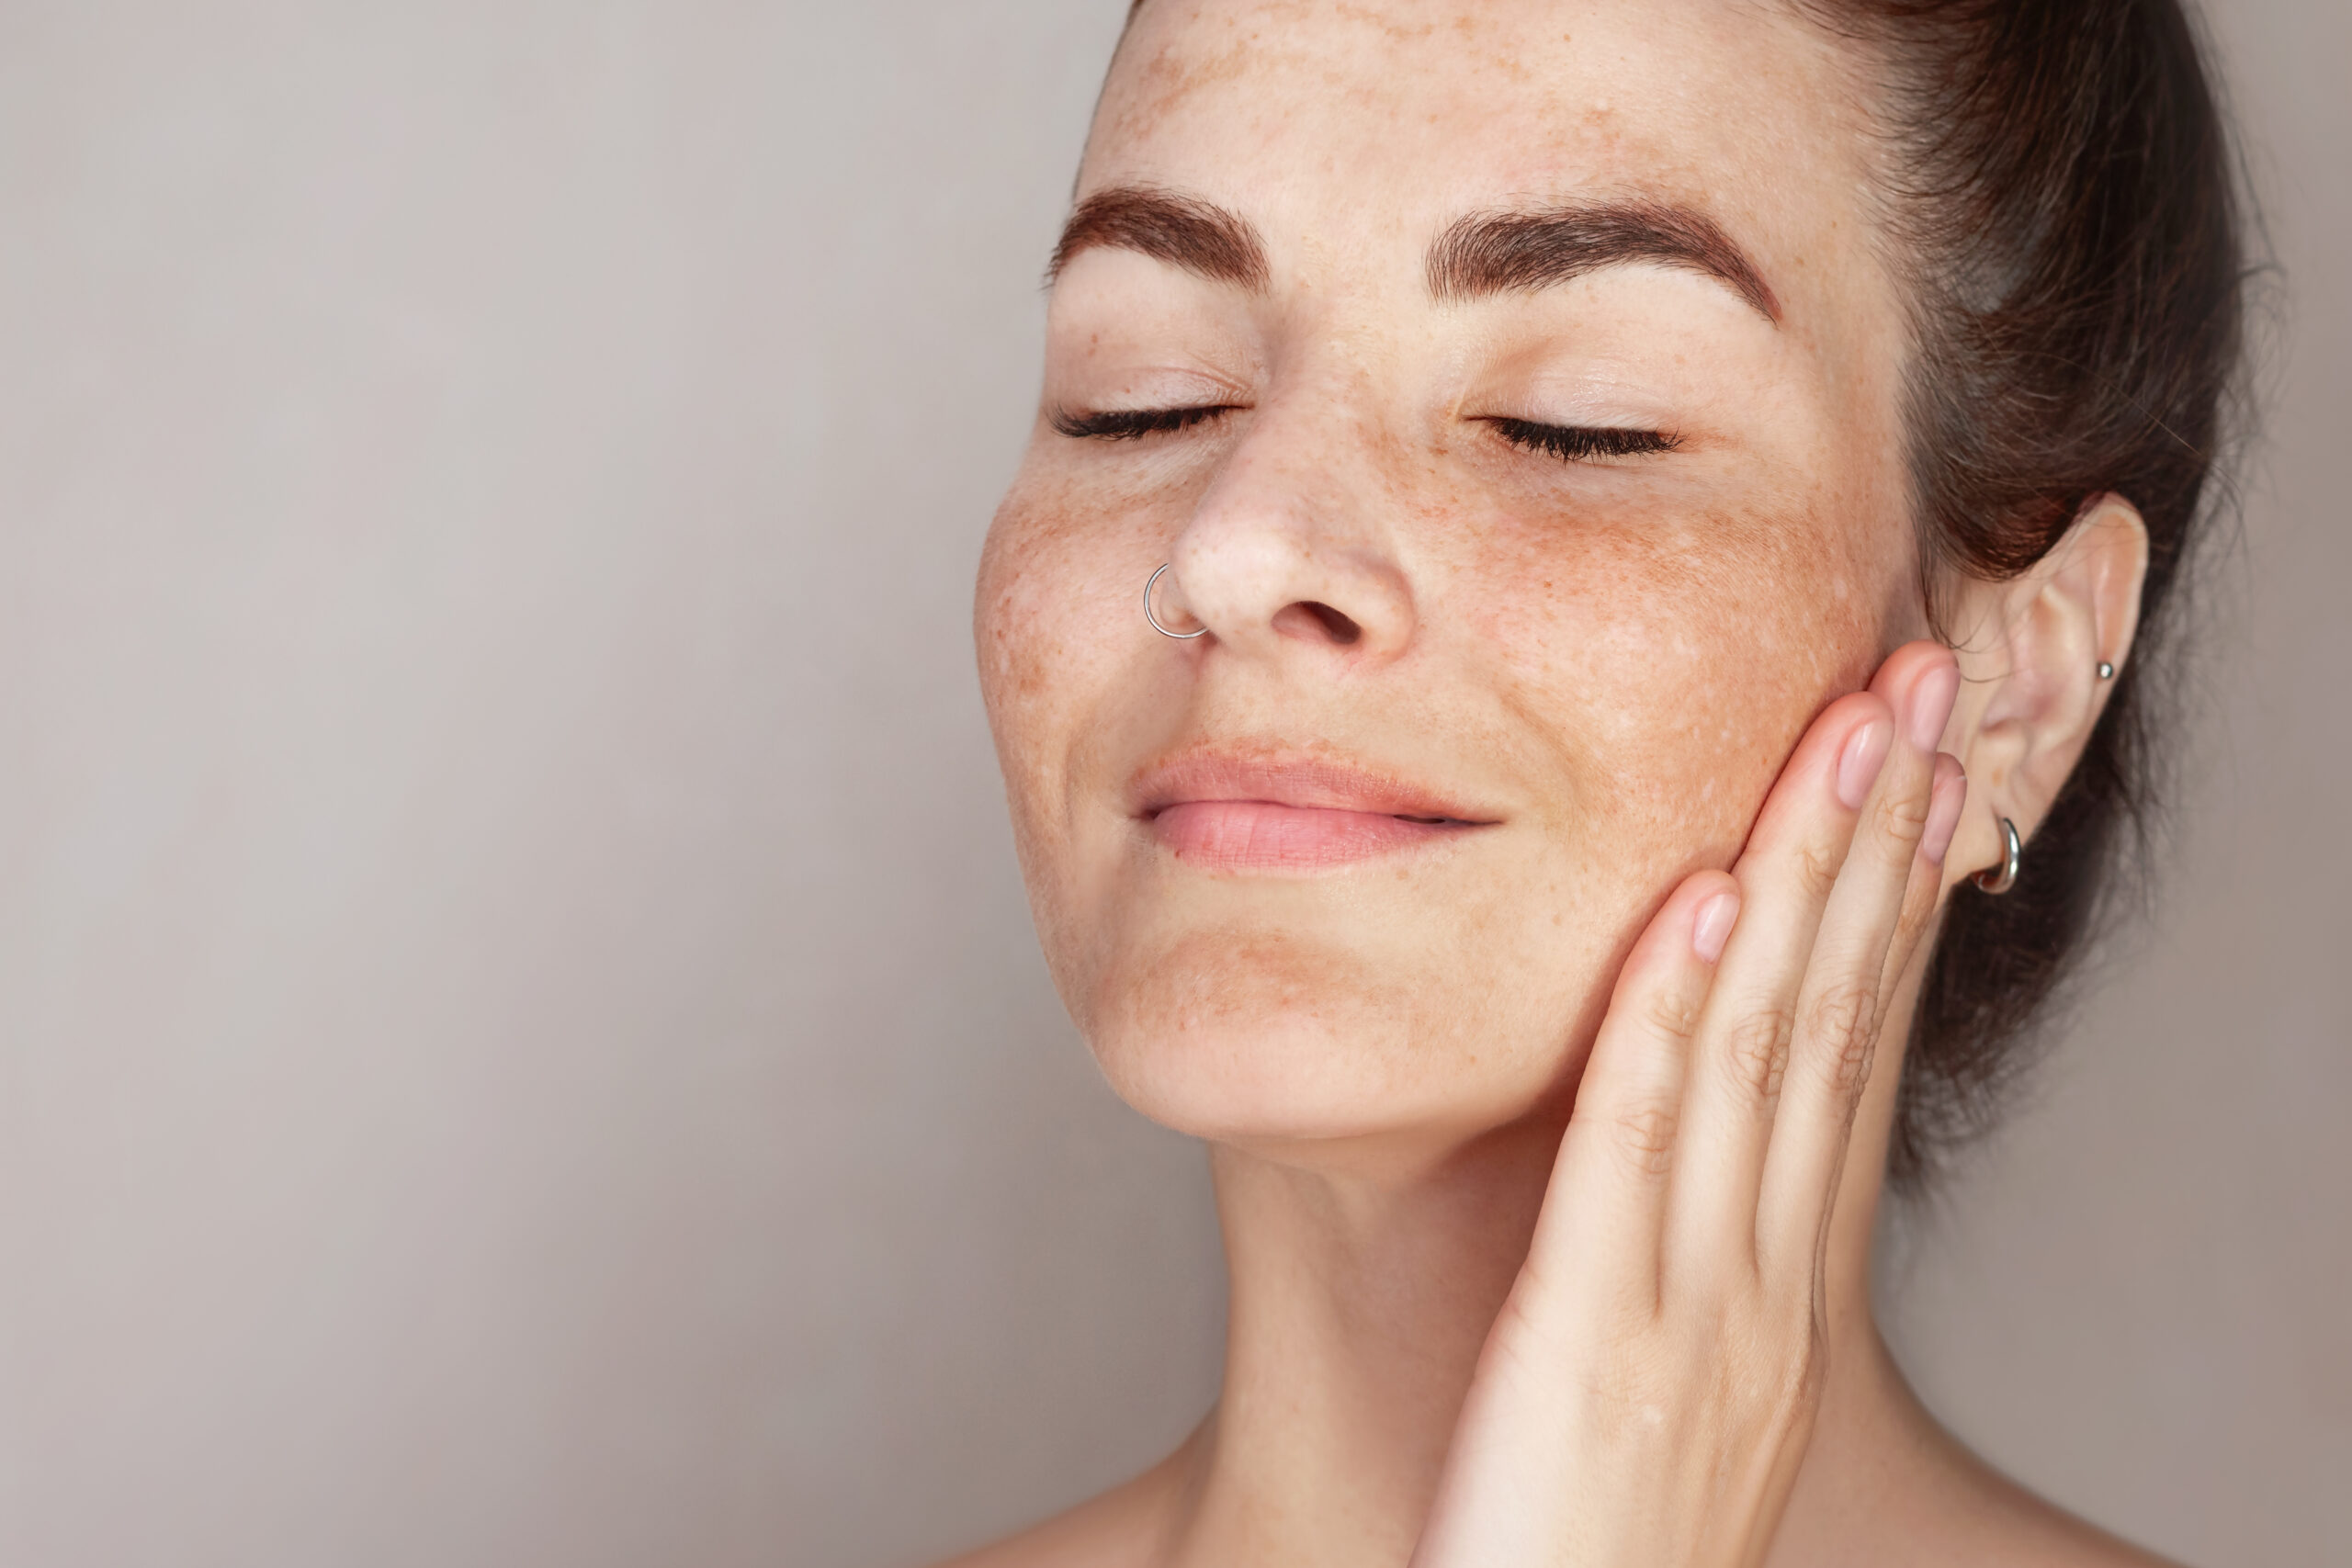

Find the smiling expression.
[{"left": 977, "top": 0, "right": 1927, "bottom": 1156}]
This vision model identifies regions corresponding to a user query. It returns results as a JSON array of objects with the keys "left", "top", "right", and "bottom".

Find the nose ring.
[{"left": 1144, "top": 563, "right": 1207, "bottom": 639}]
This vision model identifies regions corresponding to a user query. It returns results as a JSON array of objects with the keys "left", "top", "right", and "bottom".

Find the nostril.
[
  {"left": 1309, "top": 604, "right": 1363, "bottom": 645},
  {"left": 1273, "top": 600, "right": 1363, "bottom": 646}
]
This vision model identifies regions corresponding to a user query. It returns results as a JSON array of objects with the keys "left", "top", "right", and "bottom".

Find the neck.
[{"left": 1158, "top": 998, "right": 1917, "bottom": 1568}]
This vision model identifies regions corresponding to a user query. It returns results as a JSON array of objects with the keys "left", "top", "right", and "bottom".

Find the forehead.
[{"left": 1087, "top": 0, "right": 1884, "bottom": 314}]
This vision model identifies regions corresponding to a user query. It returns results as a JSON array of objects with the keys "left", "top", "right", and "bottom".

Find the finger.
[
  {"left": 1781, "top": 752, "right": 1963, "bottom": 1290},
  {"left": 1661, "top": 689, "right": 1893, "bottom": 1284},
  {"left": 1865, "top": 649, "right": 1970, "bottom": 1030},
  {"left": 1530, "top": 870, "right": 1740, "bottom": 1318},
  {"left": 1755, "top": 647, "right": 1961, "bottom": 1275},
  {"left": 1873, "top": 752, "right": 1966, "bottom": 1035}
]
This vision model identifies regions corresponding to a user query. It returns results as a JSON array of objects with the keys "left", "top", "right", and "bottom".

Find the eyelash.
[
  {"left": 1049, "top": 405, "right": 1234, "bottom": 440},
  {"left": 1047, "top": 406, "right": 1681, "bottom": 464},
  {"left": 1485, "top": 418, "right": 1680, "bottom": 462}
]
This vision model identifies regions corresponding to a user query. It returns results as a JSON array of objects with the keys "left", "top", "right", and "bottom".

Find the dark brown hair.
[{"left": 1812, "top": 0, "right": 2247, "bottom": 1187}]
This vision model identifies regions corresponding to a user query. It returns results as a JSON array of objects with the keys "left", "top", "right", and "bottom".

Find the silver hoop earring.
[
  {"left": 1974, "top": 816, "right": 2022, "bottom": 895},
  {"left": 1144, "top": 563, "right": 1206, "bottom": 639}
]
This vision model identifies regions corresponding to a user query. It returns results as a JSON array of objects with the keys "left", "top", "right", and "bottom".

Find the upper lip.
[{"left": 1130, "top": 749, "right": 1500, "bottom": 824}]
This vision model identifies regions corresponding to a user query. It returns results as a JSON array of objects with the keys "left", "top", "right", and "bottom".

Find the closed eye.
[
  {"left": 1050, "top": 405, "right": 1237, "bottom": 441},
  {"left": 1485, "top": 417, "right": 1680, "bottom": 462}
]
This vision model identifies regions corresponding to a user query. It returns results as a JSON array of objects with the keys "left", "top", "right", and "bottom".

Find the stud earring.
[{"left": 2097, "top": 660, "right": 2115, "bottom": 680}]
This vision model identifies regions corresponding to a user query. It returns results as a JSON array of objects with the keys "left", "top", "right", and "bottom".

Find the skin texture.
[{"left": 957, "top": 2, "right": 2169, "bottom": 1563}]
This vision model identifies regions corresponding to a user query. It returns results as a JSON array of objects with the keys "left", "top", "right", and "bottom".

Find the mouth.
[{"left": 1131, "top": 751, "right": 1500, "bottom": 873}]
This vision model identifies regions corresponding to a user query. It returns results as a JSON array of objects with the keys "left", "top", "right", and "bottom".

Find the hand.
[{"left": 1411, "top": 642, "right": 1969, "bottom": 1568}]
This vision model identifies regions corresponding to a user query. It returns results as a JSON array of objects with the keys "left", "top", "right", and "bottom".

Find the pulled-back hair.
[{"left": 1810, "top": 0, "right": 2247, "bottom": 1187}]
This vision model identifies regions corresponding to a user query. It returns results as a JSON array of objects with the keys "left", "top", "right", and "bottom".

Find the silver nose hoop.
[{"left": 1144, "top": 563, "right": 1208, "bottom": 639}]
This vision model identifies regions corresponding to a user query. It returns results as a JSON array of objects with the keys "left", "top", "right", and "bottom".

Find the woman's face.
[{"left": 978, "top": 0, "right": 1920, "bottom": 1156}]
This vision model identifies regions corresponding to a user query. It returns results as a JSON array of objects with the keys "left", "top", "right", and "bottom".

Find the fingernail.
[
  {"left": 1692, "top": 890, "right": 1740, "bottom": 964},
  {"left": 1836, "top": 719, "right": 1893, "bottom": 810},
  {"left": 1920, "top": 756, "right": 1967, "bottom": 865},
  {"left": 1905, "top": 662, "right": 1961, "bottom": 753}
]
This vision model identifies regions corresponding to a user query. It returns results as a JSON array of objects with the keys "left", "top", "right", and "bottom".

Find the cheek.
[
  {"left": 977, "top": 479, "right": 1107, "bottom": 889},
  {"left": 978, "top": 434, "right": 1236, "bottom": 806},
  {"left": 976, "top": 493, "right": 1076, "bottom": 784},
  {"left": 977, "top": 459, "right": 1194, "bottom": 1002},
  {"left": 1462, "top": 482, "right": 1896, "bottom": 874},
  {"left": 977, "top": 444, "right": 1214, "bottom": 737}
]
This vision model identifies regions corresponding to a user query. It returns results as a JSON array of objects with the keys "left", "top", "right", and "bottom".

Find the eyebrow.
[
  {"left": 1427, "top": 200, "right": 1781, "bottom": 322},
  {"left": 1047, "top": 186, "right": 1780, "bottom": 325},
  {"left": 1048, "top": 185, "right": 1271, "bottom": 290}
]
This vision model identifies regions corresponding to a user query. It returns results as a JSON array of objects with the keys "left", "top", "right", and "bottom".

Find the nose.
[{"left": 1159, "top": 411, "right": 1417, "bottom": 665}]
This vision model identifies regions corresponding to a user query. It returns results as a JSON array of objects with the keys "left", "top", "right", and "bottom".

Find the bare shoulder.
[
  {"left": 928, "top": 1438, "right": 1199, "bottom": 1568},
  {"left": 1917, "top": 1421, "right": 2185, "bottom": 1568},
  {"left": 1783, "top": 1349, "right": 2188, "bottom": 1568}
]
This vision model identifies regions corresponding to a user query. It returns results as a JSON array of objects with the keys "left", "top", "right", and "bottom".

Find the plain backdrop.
[{"left": 0, "top": 3, "right": 2342, "bottom": 1565}]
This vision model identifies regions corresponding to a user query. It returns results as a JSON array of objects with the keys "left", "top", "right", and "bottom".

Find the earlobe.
[{"left": 1940, "top": 495, "right": 2150, "bottom": 888}]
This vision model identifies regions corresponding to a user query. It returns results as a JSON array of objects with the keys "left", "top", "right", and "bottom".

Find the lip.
[{"left": 1131, "top": 751, "right": 1500, "bottom": 873}]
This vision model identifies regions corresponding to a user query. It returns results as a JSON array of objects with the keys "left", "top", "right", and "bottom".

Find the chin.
[{"left": 1078, "top": 922, "right": 1578, "bottom": 1153}]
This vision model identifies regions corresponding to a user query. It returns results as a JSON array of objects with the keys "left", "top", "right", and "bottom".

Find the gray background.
[{"left": 0, "top": 3, "right": 2340, "bottom": 1565}]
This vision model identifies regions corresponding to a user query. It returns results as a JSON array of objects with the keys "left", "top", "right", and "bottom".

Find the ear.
[{"left": 1939, "top": 495, "right": 2150, "bottom": 891}]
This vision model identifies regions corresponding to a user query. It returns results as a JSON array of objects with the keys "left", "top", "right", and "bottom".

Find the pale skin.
[{"left": 956, "top": 2, "right": 2169, "bottom": 1564}]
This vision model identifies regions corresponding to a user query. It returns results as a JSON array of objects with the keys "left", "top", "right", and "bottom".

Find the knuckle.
[
  {"left": 1835, "top": 1029, "right": 1880, "bottom": 1097},
  {"left": 1816, "top": 1020, "right": 1878, "bottom": 1099},
  {"left": 1719, "top": 1007, "right": 1795, "bottom": 1100},
  {"left": 1611, "top": 1102, "right": 1679, "bottom": 1177},
  {"left": 1873, "top": 778, "right": 1934, "bottom": 848},
  {"left": 1802, "top": 980, "right": 1879, "bottom": 1093},
  {"left": 1643, "top": 984, "right": 1705, "bottom": 1043},
  {"left": 1792, "top": 840, "right": 1843, "bottom": 902}
]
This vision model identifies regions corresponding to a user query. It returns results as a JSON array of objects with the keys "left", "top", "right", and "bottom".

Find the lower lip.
[{"left": 1149, "top": 800, "right": 1482, "bottom": 872}]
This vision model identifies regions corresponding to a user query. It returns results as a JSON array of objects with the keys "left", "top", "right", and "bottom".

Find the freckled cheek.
[
  {"left": 976, "top": 475, "right": 1160, "bottom": 844},
  {"left": 1457, "top": 502, "right": 1889, "bottom": 854}
]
